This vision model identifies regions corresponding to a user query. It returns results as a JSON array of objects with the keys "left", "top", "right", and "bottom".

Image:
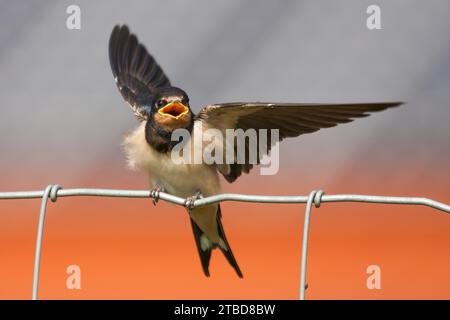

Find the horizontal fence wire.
[{"left": 0, "top": 185, "right": 449, "bottom": 300}]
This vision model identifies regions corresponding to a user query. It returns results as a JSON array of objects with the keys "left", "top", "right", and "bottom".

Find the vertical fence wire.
[
  {"left": 31, "top": 185, "right": 52, "bottom": 300},
  {"left": 299, "top": 190, "right": 317, "bottom": 300}
]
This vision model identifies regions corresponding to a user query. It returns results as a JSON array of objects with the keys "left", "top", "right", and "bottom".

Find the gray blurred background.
[{"left": 0, "top": 0, "right": 448, "bottom": 192}]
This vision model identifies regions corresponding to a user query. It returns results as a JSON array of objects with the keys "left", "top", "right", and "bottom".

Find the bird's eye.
[{"left": 156, "top": 99, "right": 165, "bottom": 108}]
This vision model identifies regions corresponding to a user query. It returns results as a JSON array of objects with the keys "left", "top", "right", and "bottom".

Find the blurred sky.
[
  {"left": 0, "top": 1, "right": 449, "bottom": 299},
  {"left": 0, "top": 0, "right": 448, "bottom": 187}
]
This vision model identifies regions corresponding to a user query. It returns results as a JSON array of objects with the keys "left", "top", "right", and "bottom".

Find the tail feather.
[
  {"left": 189, "top": 205, "right": 243, "bottom": 278},
  {"left": 189, "top": 218, "right": 212, "bottom": 277},
  {"left": 216, "top": 205, "right": 243, "bottom": 278}
]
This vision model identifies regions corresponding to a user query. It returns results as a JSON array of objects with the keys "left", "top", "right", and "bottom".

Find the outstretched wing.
[
  {"left": 109, "top": 25, "right": 171, "bottom": 120},
  {"left": 196, "top": 102, "right": 402, "bottom": 183}
]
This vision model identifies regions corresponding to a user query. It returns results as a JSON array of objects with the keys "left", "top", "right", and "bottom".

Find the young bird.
[{"left": 108, "top": 25, "right": 402, "bottom": 278}]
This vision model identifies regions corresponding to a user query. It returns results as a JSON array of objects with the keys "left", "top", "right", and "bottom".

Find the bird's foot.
[
  {"left": 150, "top": 186, "right": 165, "bottom": 206},
  {"left": 184, "top": 191, "right": 203, "bottom": 211}
]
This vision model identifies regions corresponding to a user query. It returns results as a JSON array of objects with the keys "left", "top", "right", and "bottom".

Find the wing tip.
[
  {"left": 371, "top": 101, "right": 405, "bottom": 113},
  {"left": 108, "top": 23, "right": 171, "bottom": 91},
  {"left": 386, "top": 101, "right": 404, "bottom": 108},
  {"left": 109, "top": 24, "right": 131, "bottom": 78}
]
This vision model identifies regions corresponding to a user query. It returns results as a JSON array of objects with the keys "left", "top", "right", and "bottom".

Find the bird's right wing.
[{"left": 109, "top": 25, "right": 171, "bottom": 120}]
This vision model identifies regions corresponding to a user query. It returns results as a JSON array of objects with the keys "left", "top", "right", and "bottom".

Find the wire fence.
[{"left": 1, "top": 184, "right": 449, "bottom": 300}]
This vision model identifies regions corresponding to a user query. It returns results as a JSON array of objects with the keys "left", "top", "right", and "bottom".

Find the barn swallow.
[{"left": 108, "top": 25, "right": 402, "bottom": 278}]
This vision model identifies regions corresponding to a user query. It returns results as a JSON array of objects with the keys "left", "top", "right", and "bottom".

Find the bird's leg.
[
  {"left": 184, "top": 190, "right": 203, "bottom": 212},
  {"left": 150, "top": 186, "right": 165, "bottom": 206}
]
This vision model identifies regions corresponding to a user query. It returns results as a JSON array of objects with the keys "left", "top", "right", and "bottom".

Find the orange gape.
[
  {"left": 158, "top": 102, "right": 190, "bottom": 119},
  {"left": 155, "top": 102, "right": 192, "bottom": 130}
]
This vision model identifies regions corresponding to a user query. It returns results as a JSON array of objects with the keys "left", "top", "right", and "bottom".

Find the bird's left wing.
[{"left": 196, "top": 102, "right": 402, "bottom": 183}]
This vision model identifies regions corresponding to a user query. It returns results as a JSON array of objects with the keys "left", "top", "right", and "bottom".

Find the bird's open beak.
[{"left": 158, "top": 102, "right": 189, "bottom": 119}]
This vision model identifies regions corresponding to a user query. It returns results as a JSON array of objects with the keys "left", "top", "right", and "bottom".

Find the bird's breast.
[{"left": 122, "top": 122, "right": 221, "bottom": 198}]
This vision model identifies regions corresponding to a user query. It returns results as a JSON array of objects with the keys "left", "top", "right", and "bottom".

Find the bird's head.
[{"left": 151, "top": 87, "right": 193, "bottom": 130}]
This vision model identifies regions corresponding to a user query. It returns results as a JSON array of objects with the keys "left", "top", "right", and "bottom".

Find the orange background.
[{"left": 1, "top": 158, "right": 449, "bottom": 300}]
